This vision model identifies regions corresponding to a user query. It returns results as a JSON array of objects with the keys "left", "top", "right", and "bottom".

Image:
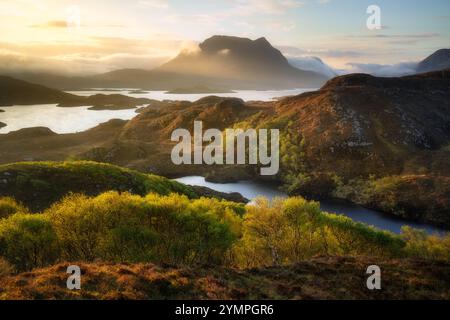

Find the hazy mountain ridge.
[
  {"left": 1, "top": 36, "right": 329, "bottom": 90},
  {"left": 347, "top": 49, "right": 450, "bottom": 77}
]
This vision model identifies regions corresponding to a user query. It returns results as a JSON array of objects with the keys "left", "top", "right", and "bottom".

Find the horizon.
[{"left": 0, "top": 0, "right": 449, "bottom": 76}]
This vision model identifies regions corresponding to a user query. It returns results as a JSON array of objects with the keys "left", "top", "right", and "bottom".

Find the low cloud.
[
  {"left": 345, "top": 62, "right": 418, "bottom": 77},
  {"left": 229, "top": 0, "right": 305, "bottom": 16},
  {"left": 0, "top": 36, "right": 181, "bottom": 75},
  {"left": 287, "top": 56, "right": 337, "bottom": 78},
  {"left": 280, "top": 45, "right": 364, "bottom": 59},
  {"left": 30, "top": 20, "right": 67, "bottom": 28}
]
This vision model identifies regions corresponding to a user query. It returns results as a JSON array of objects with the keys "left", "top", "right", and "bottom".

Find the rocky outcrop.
[{"left": 190, "top": 185, "right": 249, "bottom": 203}]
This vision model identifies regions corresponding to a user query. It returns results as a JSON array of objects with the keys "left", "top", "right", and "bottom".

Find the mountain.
[
  {"left": 158, "top": 35, "right": 328, "bottom": 89},
  {"left": 0, "top": 76, "right": 77, "bottom": 105},
  {"left": 3, "top": 36, "right": 329, "bottom": 90},
  {"left": 416, "top": 49, "right": 450, "bottom": 74}
]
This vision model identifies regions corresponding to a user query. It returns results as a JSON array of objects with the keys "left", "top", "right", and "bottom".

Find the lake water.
[
  {"left": 0, "top": 88, "right": 314, "bottom": 134},
  {"left": 0, "top": 104, "right": 140, "bottom": 134},
  {"left": 65, "top": 88, "right": 316, "bottom": 102},
  {"left": 174, "top": 176, "right": 447, "bottom": 235}
]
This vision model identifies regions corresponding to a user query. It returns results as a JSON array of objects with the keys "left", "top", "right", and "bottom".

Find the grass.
[
  {"left": 0, "top": 161, "right": 197, "bottom": 212},
  {"left": 1, "top": 256, "right": 449, "bottom": 300}
]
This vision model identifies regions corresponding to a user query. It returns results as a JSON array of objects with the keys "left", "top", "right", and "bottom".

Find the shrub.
[
  {"left": 233, "top": 196, "right": 405, "bottom": 268},
  {"left": 0, "top": 197, "right": 28, "bottom": 219},
  {"left": 0, "top": 161, "right": 198, "bottom": 212},
  {"left": 0, "top": 257, "right": 15, "bottom": 277},
  {"left": 44, "top": 192, "right": 241, "bottom": 266},
  {"left": 0, "top": 214, "right": 59, "bottom": 271},
  {"left": 401, "top": 226, "right": 450, "bottom": 261}
]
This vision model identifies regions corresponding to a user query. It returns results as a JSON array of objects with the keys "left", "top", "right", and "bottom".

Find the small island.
[
  {"left": 0, "top": 121, "right": 7, "bottom": 129},
  {"left": 128, "top": 89, "right": 149, "bottom": 94},
  {"left": 0, "top": 109, "right": 5, "bottom": 113},
  {"left": 167, "top": 85, "right": 235, "bottom": 94}
]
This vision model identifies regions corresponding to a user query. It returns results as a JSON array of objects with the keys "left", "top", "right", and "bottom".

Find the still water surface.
[{"left": 175, "top": 176, "right": 446, "bottom": 235}]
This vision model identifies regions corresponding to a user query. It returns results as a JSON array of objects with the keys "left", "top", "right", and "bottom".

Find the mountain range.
[
  {"left": 1, "top": 36, "right": 449, "bottom": 91},
  {"left": 2, "top": 36, "right": 328, "bottom": 91}
]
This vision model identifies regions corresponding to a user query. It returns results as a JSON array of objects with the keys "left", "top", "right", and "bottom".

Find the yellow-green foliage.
[
  {"left": 232, "top": 197, "right": 405, "bottom": 268},
  {"left": 0, "top": 192, "right": 448, "bottom": 272},
  {"left": 0, "top": 213, "right": 59, "bottom": 271},
  {"left": 0, "top": 192, "right": 244, "bottom": 271},
  {"left": 0, "top": 161, "right": 198, "bottom": 212},
  {"left": 401, "top": 226, "right": 450, "bottom": 261},
  {"left": 0, "top": 197, "right": 28, "bottom": 219}
]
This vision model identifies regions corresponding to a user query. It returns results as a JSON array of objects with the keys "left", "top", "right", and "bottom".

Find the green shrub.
[
  {"left": 401, "top": 226, "right": 450, "bottom": 261},
  {"left": 0, "top": 197, "right": 29, "bottom": 219},
  {"left": 0, "top": 161, "right": 198, "bottom": 212},
  {"left": 233, "top": 196, "right": 405, "bottom": 268},
  {"left": 0, "top": 214, "right": 59, "bottom": 271},
  {"left": 44, "top": 191, "right": 241, "bottom": 266}
]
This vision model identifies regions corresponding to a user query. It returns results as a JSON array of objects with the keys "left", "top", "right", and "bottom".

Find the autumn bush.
[
  {"left": 0, "top": 191, "right": 448, "bottom": 273},
  {"left": 0, "top": 213, "right": 59, "bottom": 271},
  {"left": 232, "top": 197, "right": 405, "bottom": 268},
  {"left": 0, "top": 197, "right": 28, "bottom": 219},
  {"left": 401, "top": 226, "right": 450, "bottom": 261},
  {"left": 0, "top": 192, "right": 243, "bottom": 271}
]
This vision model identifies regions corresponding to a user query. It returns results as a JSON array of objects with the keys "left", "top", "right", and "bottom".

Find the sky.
[{"left": 0, "top": 0, "right": 449, "bottom": 74}]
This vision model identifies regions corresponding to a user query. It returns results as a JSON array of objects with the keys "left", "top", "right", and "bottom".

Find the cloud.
[
  {"left": 30, "top": 20, "right": 68, "bottom": 28},
  {"left": 279, "top": 45, "right": 364, "bottom": 58},
  {"left": 0, "top": 49, "right": 171, "bottom": 75},
  {"left": 361, "top": 33, "right": 439, "bottom": 39},
  {"left": 0, "top": 36, "right": 183, "bottom": 75},
  {"left": 179, "top": 41, "right": 202, "bottom": 55},
  {"left": 138, "top": 0, "right": 169, "bottom": 9},
  {"left": 288, "top": 56, "right": 337, "bottom": 78},
  {"left": 229, "top": 0, "right": 305, "bottom": 16},
  {"left": 345, "top": 62, "right": 418, "bottom": 77}
]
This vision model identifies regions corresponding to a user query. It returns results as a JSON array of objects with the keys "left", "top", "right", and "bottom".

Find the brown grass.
[{"left": 0, "top": 256, "right": 449, "bottom": 300}]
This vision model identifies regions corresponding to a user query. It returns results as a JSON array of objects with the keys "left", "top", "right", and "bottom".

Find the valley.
[{"left": 1, "top": 70, "right": 448, "bottom": 229}]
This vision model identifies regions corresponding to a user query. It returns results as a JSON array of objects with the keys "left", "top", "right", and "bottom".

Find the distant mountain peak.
[
  {"left": 417, "top": 48, "right": 450, "bottom": 73},
  {"left": 158, "top": 35, "right": 327, "bottom": 89},
  {"left": 198, "top": 35, "right": 277, "bottom": 55}
]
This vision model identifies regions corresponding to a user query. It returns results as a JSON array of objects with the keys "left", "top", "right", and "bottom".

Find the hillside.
[
  {"left": 1, "top": 256, "right": 449, "bottom": 300},
  {"left": 1, "top": 71, "right": 449, "bottom": 226},
  {"left": 0, "top": 76, "right": 152, "bottom": 108},
  {"left": 0, "top": 161, "right": 247, "bottom": 212},
  {"left": 0, "top": 76, "right": 77, "bottom": 105},
  {"left": 417, "top": 49, "right": 450, "bottom": 74}
]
